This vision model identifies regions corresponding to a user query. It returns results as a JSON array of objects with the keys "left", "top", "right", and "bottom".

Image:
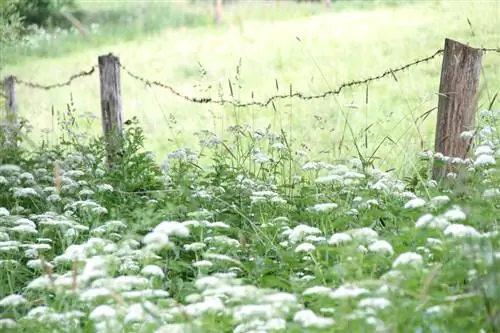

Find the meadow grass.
[
  {"left": 1, "top": 0, "right": 499, "bottom": 177},
  {"left": 0, "top": 2, "right": 499, "bottom": 330},
  {"left": 0, "top": 86, "right": 499, "bottom": 332}
]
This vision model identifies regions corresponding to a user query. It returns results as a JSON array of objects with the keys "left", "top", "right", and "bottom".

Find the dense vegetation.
[{"left": 0, "top": 102, "right": 499, "bottom": 331}]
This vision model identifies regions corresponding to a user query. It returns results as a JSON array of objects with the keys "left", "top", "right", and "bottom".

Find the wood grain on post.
[
  {"left": 2, "top": 76, "right": 18, "bottom": 147},
  {"left": 98, "top": 54, "right": 123, "bottom": 168},
  {"left": 432, "top": 38, "right": 482, "bottom": 180}
]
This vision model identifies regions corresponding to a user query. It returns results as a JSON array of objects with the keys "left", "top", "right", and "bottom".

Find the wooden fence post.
[
  {"left": 432, "top": 38, "right": 482, "bottom": 180},
  {"left": 98, "top": 54, "right": 123, "bottom": 168},
  {"left": 2, "top": 76, "right": 18, "bottom": 147},
  {"left": 215, "top": 0, "right": 223, "bottom": 25}
]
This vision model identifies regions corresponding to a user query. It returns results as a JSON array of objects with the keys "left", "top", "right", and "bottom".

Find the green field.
[
  {"left": 1, "top": 0, "right": 499, "bottom": 176},
  {"left": 1, "top": 1, "right": 500, "bottom": 332}
]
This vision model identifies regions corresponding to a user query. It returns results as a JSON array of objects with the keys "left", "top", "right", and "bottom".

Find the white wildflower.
[
  {"left": 392, "top": 252, "right": 423, "bottom": 268},
  {"left": 0, "top": 294, "right": 27, "bottom": 307},
  {"left": 328, "top": 233, "right": 352, "bottom": 245},
  {"left": 0, "top": 207, "right": 9, "bottom": 216},
  {"left": 460, "top": 130, "right": 475, "bottom": 140},
  {"left": 358, "top": 297, "right": 391, "bottom": 310},
  {"left": 426, "top": 238, "right": 443, "bottom": 246},
  {"left": 80, "top": 287, "right": 112, "bottom": 301},
  {"left": 303, "top": 286, "right": 332, "bottom": 296},
  {"left": 184, "top": 242, "right": 206, "bottom": 251},
  {"left": 474, "top": 145, "right": 494, "bottom": 156},
  {"left": 358, "top": 245, "right": 368, "bottom": 253},
  {"left": 330, "top": 284, "right": 368, "bottom": 299},
  {"left": 474, "top": 154, "right": 496, "bottom": 167},
  {"left": 0, "top": 318, "right": 17, "bottom": 328},
  {"left": 483, "top": 188, "right": 500, "bottom": 198},
  {"left": 349, "top": 227, "right": 378, "bottom": 242},
  {"left": 143, "top": 232, "right": 171, "bottom": 250},
  {"left": 430, "top": 195, "right": 450, "bottom": 206},
  {"left": 443, "top": 206, "right": 466, "bottom": 221},
  {"left": 444, "top": 224, "right": 480, "bottom": 238},
  {"left": 89, "top": 305, "right": 116, "bottom": 321},
  {"left": 415, "top": 214, "right": 449, "bottom": 230},
  {"left": 207, "top": 221, "right": 230, "bottom": 229},
  {"left": 141, "top": 265, "right": 165, "bottom": 278},
  {"left": 287, "top": 224, "right": 322, "bottom": 243},
  {"left": 404, "top": 197, "right": 426, "bottom": 209},
  {"left": 192, "top": 260, "right": 213, "bottom": 268},
  {"left": 295, "top": 242, "right": 315, "bottom": 253},
  {"left": 368, "top": 240, "right": 394, "bottom": 255},
  {"left": 293, "top": 309, "right": 335, "bottom": 328},
  {"left": 425, "top": 305, "right": 446, "bottom": 316},
  {"left": 309, "top": 203, "right": 338, "bottom": 212}
]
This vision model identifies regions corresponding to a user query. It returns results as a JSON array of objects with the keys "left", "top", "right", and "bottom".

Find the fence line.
[
  {"left": 4, "top": 47, "right": 499, "bottom": 108},
  {"left": 1, "top": 39, "right": 499, "bottom": 178}
]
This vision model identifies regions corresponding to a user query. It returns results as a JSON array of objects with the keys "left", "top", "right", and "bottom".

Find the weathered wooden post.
[
  {"left": 215, "top": 0, "right": 223, "bottom": 25},
  {"left": 98, "top": 53, "right": 123, "bottom": 168},
  {"left": 2, "top": 76, "right": 18, "bottom": 148},
  {"left": 432, "top": 38, "right": 482, "bottom": 180}
]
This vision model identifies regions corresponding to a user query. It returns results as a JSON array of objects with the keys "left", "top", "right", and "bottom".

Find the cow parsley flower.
[
  {"left": 303, "top": 286, "right": 332, "bottom": 296},
  {"left": 141, "top": 265, "right": 164, "bottom": 278},
  {"left": 474, "top": 154, "right": 496, "bottom": 167},
  {"left": 0, "top": 294, "right": 27, "bottom": 307},
  {"left": 295, "top": 242, "right": 315, "bottom": 253},
  {"left": 392, "top": 252, "right": 423, "bottom": 268},
  {"left": 328, "top": 233, "right": 352, "bottom": 245},
  {"left": 293, "top": 309, "right": 335, "bottom": 328},
  {"left": 349, "top": 228, "right": 378, "bottom": 242},
  {"left": 404, "top": 197, "right": 426, "bottom": 209},
  {"left": 330, "top": 284, "right": 369, "bottom": 299},
  {"left": 368, "top": 240, "right": 394, "bottom": 255},
  {"left": 287, "top": 224, "right": 322, "bottom": 243},
  {"left": 308, "top": 203, "right": 338, "bottom": 212},
  {"left": 89, "top": 305, "right": 117, "bottom": 321},
  {"left": 443, "top": 206, "right": 466, "bottom": 221},
  {"left": 430, "top": 195, "right": 450, "bottom": 206},
  {"left": 358, "top": 297, "right": 391, "bottom": 310},
  {"left": 444, "top": 224, "right": 480, "bottom": 238}
]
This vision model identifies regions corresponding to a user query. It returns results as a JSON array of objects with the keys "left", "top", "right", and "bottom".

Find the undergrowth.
[{"left": 0, "top": 104, "right": 499, "bottom": 332}]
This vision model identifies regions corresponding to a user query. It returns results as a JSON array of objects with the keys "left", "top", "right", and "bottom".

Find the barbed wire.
[
  {"left": 118, "top": 49, "right": 447, "bottom": 107},
  {"left": 4, "top": 47, "right": 499, "bottom": 108},
  {"left": 12, "top": 66, "right": 96, "bottom": 90}
]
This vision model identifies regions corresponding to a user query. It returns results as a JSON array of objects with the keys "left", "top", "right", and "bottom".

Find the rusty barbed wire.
[
  {"left": 118, "top": 48, "right": 447, "bottom": 108},
  {"left": 4, "top": 47, "right": 499, "bottom": 108},
  {"left": 11, "top": 66, "right": 96, "bottom": 90},
  {"left": 117, "top": 46, "right": 500, "bottom": 108}
]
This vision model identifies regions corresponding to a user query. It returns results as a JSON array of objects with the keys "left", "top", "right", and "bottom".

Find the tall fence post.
[
  {"left": 2, "top": 76, "right": 18, "bottom": 148},
  {"left": 432, "top": 38, "right": 482, "bottom": 180},
  {"left": 98, "top": 53, "right": 123, "bottom": 168},
  {"left": 215, "top": 0, "right": 223, "bottom": 25}
]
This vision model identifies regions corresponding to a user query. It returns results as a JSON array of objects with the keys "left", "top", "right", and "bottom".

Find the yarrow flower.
[
  {"left": 392, "top": 252, "right": 423, "bottom": 268},
  {"left": 368, "top": 240, "right": 394, "bottom": 255},
  {"left": 404, "top": 197, "right": 426, "bottom": 209},
  {"left": 295, "top": 242, "right": 315, "bottom": 253}
]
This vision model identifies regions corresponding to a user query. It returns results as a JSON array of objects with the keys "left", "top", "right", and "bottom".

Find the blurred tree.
[
  {"left": 8, "top": 0, "right": 78, "bottom": 30},
  {"left": 0, "top": 1, "right": 24, "bottom": 46}
]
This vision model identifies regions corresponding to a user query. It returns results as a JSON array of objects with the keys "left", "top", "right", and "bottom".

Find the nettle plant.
[{"left": 0, "top": 107, "right": 499, "bottom": 332}]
